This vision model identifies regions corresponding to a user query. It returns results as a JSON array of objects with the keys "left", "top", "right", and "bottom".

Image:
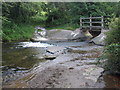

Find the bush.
[
  {"left": 105, "top": 18, "right": 120, "bottom": 45},
  {"left": 103, "top": 18, "right": 120, "bottom": 74},
  {"left": 104, "top": 44, "right": 120, "bottom": 74}
]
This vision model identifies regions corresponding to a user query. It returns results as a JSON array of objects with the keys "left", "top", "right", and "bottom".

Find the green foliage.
[
  {"left": 2, "top": 2, "right": 119, "bottom": 42},
  {"left": 44, "top": 2, "right": 71, "bottom": 27},
  {"left": 2, "top": 2, "right": 46, "bottom": 24},
  {"left": 2, "top": 2, "right": 118, "bottom": 27},
  {"left": 105, "top": 18, "right": 120, "bottom": 45},
  {"left": 44, "top": 2, "right": 118, "bottom": 28},
  {"left": 2, "top": 24, "right": 34, "bottom": 42},
  {"left": 2, "top": 2, "right": 46, "bottom": 42},
  {"left": 104, "top": 44, "right": 120, "bottom": 74},
  {"left": 103, "top": 17, "right": 120, "bottom": 74},
  {"left": 2, "top": 16, "right": 13, "bottom": 28}
]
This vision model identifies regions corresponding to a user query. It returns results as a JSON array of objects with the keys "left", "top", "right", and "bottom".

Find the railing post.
[
  {"left": 90, "top": 16, "right": 92, "bottom": 30},
  {"left": 80, "top": 18, "right": 82, "bottom": 29},
  {"left": 101, "top": 16, "right": 104, "bottom": 30}
]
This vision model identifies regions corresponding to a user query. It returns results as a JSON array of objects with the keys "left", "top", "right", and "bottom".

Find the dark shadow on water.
[{"left": 103, "top": 73, "right": 120, "bottom": 89}]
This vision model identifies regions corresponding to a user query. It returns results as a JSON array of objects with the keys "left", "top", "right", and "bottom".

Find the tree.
[{"left": 2, "top": 2, "right": 46, "bottom": 24}]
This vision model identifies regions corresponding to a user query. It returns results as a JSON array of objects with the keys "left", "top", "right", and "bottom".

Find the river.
[{"left": 2, "top": 41, "right": 120, "bottom": 88}]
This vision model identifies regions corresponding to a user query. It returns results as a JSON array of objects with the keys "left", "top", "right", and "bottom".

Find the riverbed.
[{"left": 2, "top": 41, "right": 120, "bottom": 88}]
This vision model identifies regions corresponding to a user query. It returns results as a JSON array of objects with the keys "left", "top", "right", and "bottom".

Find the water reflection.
[
  {"left": 2, "top": 45, "right": 46, "bottom": 69},
  {"left": 103, "top": 74, "right": 120, "bottom": 89}
]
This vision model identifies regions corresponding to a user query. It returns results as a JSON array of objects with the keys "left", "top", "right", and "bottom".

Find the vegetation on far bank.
[
  {"left": 46, "top": 23, "right": 79, "bottom": 30},
  {"left": 2, "top": 2, "right": 119, "bottom": 42},
  {"left": 2, "top": 24, "right": 34, "bottom": 42}
]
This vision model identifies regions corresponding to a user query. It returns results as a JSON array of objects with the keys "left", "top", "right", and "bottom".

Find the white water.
[
  {"left": 18, "top": 42, "right": 54, "bottom": 48},
  {"left": 17, "top": 41, "right": 88, "bottom": 48}
]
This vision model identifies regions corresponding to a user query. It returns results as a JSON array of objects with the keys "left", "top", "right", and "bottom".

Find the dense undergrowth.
[
  {"left": 104, "top": 44, "right": 120, "bottom": 74},
  {"left": 100, "top": 18, "right": 120, "bottom": 74}
]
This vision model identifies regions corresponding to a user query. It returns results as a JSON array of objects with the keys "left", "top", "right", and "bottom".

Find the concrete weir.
[
  {"left": 31, "top": 28, "right": 106, "bottom": 46},
  {"left": 31, "top": 28, "right": 93, "bottom": 42}
]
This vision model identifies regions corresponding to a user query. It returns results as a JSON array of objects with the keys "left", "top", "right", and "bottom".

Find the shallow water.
[
  {"left": 2, "top": 41, "right": 87, "bottom": 84},
  {"left": 2, "top": 41, "right": 120, "bottom": 88},
  {"left": 2, "top": 41, "right": 87, "bottom": 69},
  {"left": 2, "top": 42, "right": 51, "bottom": 84},
  {"left": 2, "top": 42, "right": 47, "bottom": 69}
]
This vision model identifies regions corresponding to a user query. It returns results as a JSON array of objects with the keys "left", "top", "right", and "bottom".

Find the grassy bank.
[
  {"left": 46, "top": 24, "right": 79, "bottom": 30},
  {"left": 2, "top": 24, "right": 34, "bottom": 42}
]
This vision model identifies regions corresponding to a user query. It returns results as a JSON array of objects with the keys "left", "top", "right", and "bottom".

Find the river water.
[{"left": 2, "top": 41, "right": 120, "bottom": 88}]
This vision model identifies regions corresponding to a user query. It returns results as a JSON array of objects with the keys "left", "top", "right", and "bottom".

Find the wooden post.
[
  {"left": 90, "top": 16, "right": 92, "bottom": 30},
  {"left": 80, "top": 18, "right": 82, "bottom": 29},
  {"left": 101, "top": 16, "right": 104, "bottom": 30}
]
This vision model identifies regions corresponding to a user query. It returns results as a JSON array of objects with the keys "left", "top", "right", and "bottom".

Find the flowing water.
[
  {"left": 2, "top": 41, "right": 86, "bottom": 84},
  {"left": 2, "top": 41, "right": 120, "bottom": 88}
]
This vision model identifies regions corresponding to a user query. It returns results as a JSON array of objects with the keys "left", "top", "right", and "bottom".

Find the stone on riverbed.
[
  {"left": 36, "top": 54, "right": 57, "bottom": 60},
  {"left": 46, "top": 46, "right": 65, "bottom": 54},
  {"left": 43, "top": 46, "right": 66, "bottom": 60},
  {"left": 44, "top": 55, "right": 56, "bottom": 60}
]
